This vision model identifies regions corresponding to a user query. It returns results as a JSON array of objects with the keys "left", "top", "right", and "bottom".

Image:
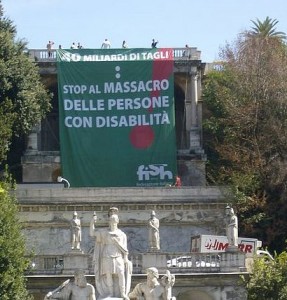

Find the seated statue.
[
  {"left": 44, "top": 269, "right": 96, "bottom": 300},
  {"left": 129, "top": 267, "right": 175, "bottom": 300}
]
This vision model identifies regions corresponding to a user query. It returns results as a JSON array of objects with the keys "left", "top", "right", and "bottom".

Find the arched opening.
[
  {"left": 40, "top": 75, "right": 60, "bottom": 151},
  {"left": 174, "top": 83, "right": 186, "bottom": 149}
]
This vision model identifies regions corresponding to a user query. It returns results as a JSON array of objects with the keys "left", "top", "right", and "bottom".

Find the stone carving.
[
  {"left": 129, "top": 267, "right": 175, "bottom": 300},
  {"left": 90, "top": 208, "right": 132, "bottom": 299},
  {"left": 44, "top": 269, "right": 96, "bottom": 300},
  {"left": 148, "top": 211, "right": 160, "bottom": 251},
  {"left": 71, "top": 211, "right": 81, "bottom": 251},
  {"left": 225, "top": 206, "right": 238, "bottom": 247}
]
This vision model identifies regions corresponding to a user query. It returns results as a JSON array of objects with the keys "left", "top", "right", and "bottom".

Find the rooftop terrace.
[{"left": 28, "top": 47, "right": 201, "bottom": 62}]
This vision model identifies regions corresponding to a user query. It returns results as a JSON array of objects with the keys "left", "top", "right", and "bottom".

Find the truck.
[{"left": 190, "top": 234, "right": 273, "bottom": 260}]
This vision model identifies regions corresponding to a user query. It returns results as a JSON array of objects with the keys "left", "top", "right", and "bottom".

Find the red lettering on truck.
[
  {"left": 238, "top": 243, "right": 253, "bottom": 253},
  {"left": 244, "top": 244, "right": 253, "bottom": 253},
  {"left": 217, "top": 242, "right": 228, "bottom": 251}
]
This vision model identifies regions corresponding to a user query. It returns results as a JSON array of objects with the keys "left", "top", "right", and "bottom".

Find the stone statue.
[
  {"left": 44, "top": 269, "right": 96, "bottom": 300},
  {"left": 225, "top": 206, "right": 238, "bottom": 247},
  {"left": 129, "top": 267, "right": 175, "bottom": 300},
  {"left": 90, "top": 208, "right": 132, "bottom": 300},
  {"left": 71, "top": 211, "right": 81, "bottom": 250},
  {"left": 148, "top": 211, "right": 160, "bottom": 251}
]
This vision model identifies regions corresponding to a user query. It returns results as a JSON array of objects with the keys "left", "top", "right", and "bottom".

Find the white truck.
[{"left": 190, "top": 234, "right": 273, "bottom": 259}]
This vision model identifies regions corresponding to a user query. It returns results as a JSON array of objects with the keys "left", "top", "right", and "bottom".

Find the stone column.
[
  {"left": 26, "top": 123, "right": 41, "bottom": 153},
  {"left": 184, "top": 67, "right": 197, "bottom": 147},
  {"left": 190, "top": 70, "right": 198, "bottom": 128},
  {"left": 185, "top": 78, "right": 192, "bottom": 135},
  {"left": 187, "top": 66, "right": 201, "bottom": 152}
]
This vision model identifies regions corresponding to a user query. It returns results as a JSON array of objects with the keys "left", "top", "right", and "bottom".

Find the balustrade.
[
  {"left": 26, "top": 251, "right": 246, "bottom": 275},
  {"left": 27, "top": 48, "right": 201, "bottom": 63}
]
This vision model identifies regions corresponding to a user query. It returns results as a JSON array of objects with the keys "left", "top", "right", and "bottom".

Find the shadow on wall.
[{"left": 174, "top": 83, "right": 186, "bottom": 149}]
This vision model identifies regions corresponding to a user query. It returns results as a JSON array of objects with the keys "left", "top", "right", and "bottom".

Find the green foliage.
[
  {"left": 0, "top": 2, "right": 51, "bottom": 163},
  {"left": 203, "top": 18, "right": 287, "bottom": 251},
  {"left": 0, "top": 172, "right": 32, "bottom": 300},
  {"left": 249, "top": 17, "right": 286, "bottom": 40},
  {"left": 243, "top": 251, "right": 287, "bottom": 299}
]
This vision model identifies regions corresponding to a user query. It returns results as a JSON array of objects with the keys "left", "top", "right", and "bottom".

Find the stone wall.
[
  {"left": 17, "top": 185, "right": 247, "bottom": 300},
  {"left": 16, "top": 186, "right": 228, "bottom": 256}
]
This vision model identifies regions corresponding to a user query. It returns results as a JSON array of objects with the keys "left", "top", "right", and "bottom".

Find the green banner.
[{"left": 57, "top": 48, "right": 177, "bottom": 187}]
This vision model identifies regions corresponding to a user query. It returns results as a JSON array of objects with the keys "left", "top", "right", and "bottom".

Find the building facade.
[{"left": 18, "top": 48, "right": 248, "bottom": 300}]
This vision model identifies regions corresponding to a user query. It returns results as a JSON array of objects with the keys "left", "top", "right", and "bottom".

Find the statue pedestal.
[
  {"left": 101, "top": 298, "right": 123, "bottom": 300},
  {"left": 142, "top": 252, "right": 167, "bottom": 273},
  {"left": 148, "top": 247, "right": 161, "bottom": 253},
  {"left": 220, "top": 251, "right": 246, "bottom": 272},
  {"left": 62, "top": 250, "right": 89, "bottom": 274}
]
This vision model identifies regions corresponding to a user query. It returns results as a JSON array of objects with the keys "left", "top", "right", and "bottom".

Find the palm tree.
[{"left": 249, "top": 17, "right": 286, "bottom": 41}]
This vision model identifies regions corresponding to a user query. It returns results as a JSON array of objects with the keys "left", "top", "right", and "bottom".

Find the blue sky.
[{"left": 2, "top": 0, "right": 287, "bottom": 62}]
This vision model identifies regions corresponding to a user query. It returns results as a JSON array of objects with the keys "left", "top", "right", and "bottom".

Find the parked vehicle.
[
  {"left": 167, "top": 254, "right": 220, "bottom": 268},
  {"left": 190, "top": 234, "right": 273, "bottom": 259}
]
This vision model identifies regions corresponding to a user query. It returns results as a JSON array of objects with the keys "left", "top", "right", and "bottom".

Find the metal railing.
[
  {"left": 27, "top": 48, "right": 201, "bottom": 62},
  {"left": 27, "top": 255, "right": 64, "bottom": 275}
]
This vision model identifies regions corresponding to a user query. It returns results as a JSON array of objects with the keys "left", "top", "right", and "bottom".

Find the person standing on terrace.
[
  {"left": 101, "top": 38, "right": 111, "bottom": 49},
  {"left": 46, "top": 40, "right": 54, "bottom": 58},
  {"left": 151, "top": 39, "right": 159, "bottom": 48}
]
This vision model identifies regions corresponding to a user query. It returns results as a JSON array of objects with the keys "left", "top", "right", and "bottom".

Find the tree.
[
  {"left": 242, "top": 252, "right": 287, "bottom": 299},
  {"left": 0, "top": 173, "right": 32, "bottom": 300},
  {"left": 203, "top": 18, "right": 287, "bottom": 252},
  {"left": 249, "top": 16, "right": 286, "bottom": 40},
  {"left": 0, "top": 1, "right": 51, "bottom": 165},
  {"left": 0, "top": 2, "right": 50, "bottom": 297}
]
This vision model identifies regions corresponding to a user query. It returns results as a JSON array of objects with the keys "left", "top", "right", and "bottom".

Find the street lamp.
[{"left": 57, "top": 176, "right": 71, "bottom": 188}]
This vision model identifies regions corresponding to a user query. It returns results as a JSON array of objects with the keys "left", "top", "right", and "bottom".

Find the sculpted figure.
[
  {"left": 225, "top": 206, "right": 238, "bottom": 246},
  {"left": 71, "top": 211, "right": 81, "bottom": 250},
  {"left": 90, "top": 208, "right": 132, "bottom": 299},
  {"left": 44, "top": 269, "right": 96, "bottom": 300},
  {"left": 129, "top": 267, "right": 175, "bottom": 300},
  {"left": 148, "top": 211, "right": 160, "bottom": 251}
]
